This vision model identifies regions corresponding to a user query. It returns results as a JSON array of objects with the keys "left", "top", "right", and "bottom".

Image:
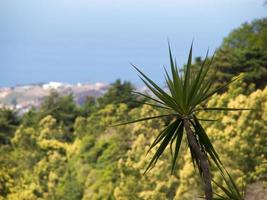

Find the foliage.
[
  {"left": 116, "top": 43, "right": 248, "bottom": 199},
  {"left": 79, "top": 96, "right": 98, "bottom": 117},
  {"left": 0, "top": 18, "right": 267, "bottom": 200},
  {"left": 211, "top": 18, "right": 267, "bottom": 90},
  {"left": 40, "top": 91, "right": 78, "bottom": 134},
  {"left": 98, "top": 79, "right": 141, "bottom": 109},
  {"left": 0, "top": 108, "right": 20, "bottom": 145},
  {"left": 114, "top": 105, "right": 180, "bottom": 200},
  {"left": 0, "top": 85, "right": 266, "bottom": 199}
]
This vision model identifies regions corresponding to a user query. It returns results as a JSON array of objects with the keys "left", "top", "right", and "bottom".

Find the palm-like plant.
[{"left": 115, "top": 43, "right": 248, "bottom": 200}]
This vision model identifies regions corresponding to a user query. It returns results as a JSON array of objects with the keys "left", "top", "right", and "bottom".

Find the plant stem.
[{"left": 183, "top": 119, "right": 213, "bottom": 200}]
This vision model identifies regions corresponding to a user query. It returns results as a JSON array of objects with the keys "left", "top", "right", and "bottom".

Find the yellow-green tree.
[{"left": 114, "top": 105, "right": 180, "bottom": 200}]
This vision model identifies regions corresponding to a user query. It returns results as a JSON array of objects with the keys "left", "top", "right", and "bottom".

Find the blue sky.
[{"left": 0, "top": 0, "right": 266, "bottom": 87}]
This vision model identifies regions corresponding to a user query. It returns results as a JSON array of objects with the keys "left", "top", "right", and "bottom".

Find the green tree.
[
  {"left": 40, "top": 91, "right": 78, "bottom": 126},
  {"left": 212, "top": 18, "right": 267, "bottom": 90},
  {"left": 79, "top": 96, "right": 98, "bottom": 117},
  {"left": 200, "top": 84, "right": 267, "bottom": 184},
  {"left": 80, "top": 104, "right": 132, "bottom": 200},
  {"left": 54, "top": 168, "right": 83, "bottom": 200},
  {"left": 98, "top": 79, "right": 141, "bottom": 109},
  {"left": 114, "top": 105, "right": 180, "bottom": 200},
  {"left": 0, "top": 108, "right": 20, "bottom": 145},
  {"left": 21, "top": 108, "right": 39, "bottom": 127},
  {"left": 39, "top": 91, "right": 78, "bottom": 141},
  {"left": 3, "top": 115, "right": 71, "bottom": 200},
  {"left": 117, "top": 44, "right": 247, "bottom": 200}
]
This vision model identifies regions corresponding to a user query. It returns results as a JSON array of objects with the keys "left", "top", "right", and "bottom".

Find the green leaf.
[
  {"left": 163, "top": 67, "right": 184, "bottom": 112},
  {"left": 112, "top": 114, "right": 173, "bottom": 127},
  {"left": 188, "top": 49, "right": 209, "bottom": 105},
  {"left": 138, "top": 75, "right": 180, "bottom": 112},
  {"left": 183, "top": 42, "right": 193, "bottom": 109},
  {"left": 131, "top": 91, "right": 166, "bottom": 106},
  {"left": 192, "top": 117, "right": 223, "bottom": 168},
  {"left": 132, "top": 64, "right": 177, "bottom": 105},
  {"left": 213, "top": 180, "right": 235, "bottom": 199},
  {"left": 168, "top": 44, "right": 183, "bottom": 107},
  {"left": 201, "top": 74, "right": 243, "bottom": 102},
  {"left": 144, "top": 119, "right": 180, "bottom": 173},
  {"left": 147, "top": 119, "right": 178, "bottom": 154},
  {"left": 213, "top": 179, "right": 243, "bottom": 200},
  {"left": 119, "top": 43, "right": 246, "bottom": 199},
  {"left": 131, "top": 100, "right": 173, "bottom": 110},
  {"left": 171, "top": 122, "right": 184, "bottom": 173}
]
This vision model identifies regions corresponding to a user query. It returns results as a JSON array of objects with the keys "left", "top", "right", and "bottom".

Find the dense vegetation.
[
  {"left": 0, "top": 18, "right": 266, "bottom": 200},
  {"left": 193, "top": 18, "right": 267, "bottom": 92}
]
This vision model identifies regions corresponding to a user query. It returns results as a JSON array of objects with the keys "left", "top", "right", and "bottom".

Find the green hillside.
[{"left": 0, "top": 18, "right": 266, "bottom": 200}]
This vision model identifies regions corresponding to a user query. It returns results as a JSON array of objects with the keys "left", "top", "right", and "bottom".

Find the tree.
[
  {"left": 39, "top": 91, "right": 78, "bottom": 141},
  {"left": 199, "top": 83, "right": 267, "bottom": 185},
  {"left": 79, "top": 96, "right": 97, "bottom": 117},
  {"left": 21, "top": 107, "right": 39, "bottom": 127},
  {"left": 7, "top": 115, "right": 71, "bottom": 199},
  {"left": 81, "top": 104, "right": 132, "bottom": 200},
  {"left": 114, "top": 105, "right": 180, "bottom": 200},
  {"left": 98, "top": 79, "right": 141, "bottom": 109},
  {"left": 116, "top": 44, "right": 247, "bottom": 200},
  {"left": 0, "top": 108, "right": 20, "bottom": 145},
  {"left": 40, "top": 91, "right": 78, "bottom": 126},
  {"left": 212, "top": 18, "right": 267, "bottom": 90}
]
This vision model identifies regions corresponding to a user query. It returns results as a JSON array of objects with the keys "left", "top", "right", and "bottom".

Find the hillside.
[
  {"left": 0, "top": 18, "right": 266, "bottom": 200},
  {"left": 0, "top": 82, "right": 109, "bottom": 113}
]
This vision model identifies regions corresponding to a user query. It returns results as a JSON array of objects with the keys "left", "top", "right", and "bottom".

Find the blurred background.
[{"left": 0, "top": 1, "right": 266, "bottom": 200}]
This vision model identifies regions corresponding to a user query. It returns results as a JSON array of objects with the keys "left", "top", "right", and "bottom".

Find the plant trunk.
[{"left": 183, "top": 119, "right": 213, "bottom": 200}]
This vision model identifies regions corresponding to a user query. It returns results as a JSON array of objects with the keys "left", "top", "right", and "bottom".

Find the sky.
[{"left": 0, "top": 0, "right": 266, "bottom": 87}]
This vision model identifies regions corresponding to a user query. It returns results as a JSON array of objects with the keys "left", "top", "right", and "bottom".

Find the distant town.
[{"left": 0, "top": 82, "right": 110, "bottom": 114}]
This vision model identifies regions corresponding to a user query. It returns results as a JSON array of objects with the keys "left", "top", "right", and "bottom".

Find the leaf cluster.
[{"left": 115, "top": 43, "right": 249, "bottom": 199}]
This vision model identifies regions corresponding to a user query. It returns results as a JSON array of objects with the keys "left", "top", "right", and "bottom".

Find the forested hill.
[{"left": 0, "top": 18, "right": 266, "bottom": 200}]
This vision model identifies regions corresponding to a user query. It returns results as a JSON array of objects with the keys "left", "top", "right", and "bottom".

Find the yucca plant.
[{"left": 115, "top": 43, "right": 248, "bottom": 200}]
